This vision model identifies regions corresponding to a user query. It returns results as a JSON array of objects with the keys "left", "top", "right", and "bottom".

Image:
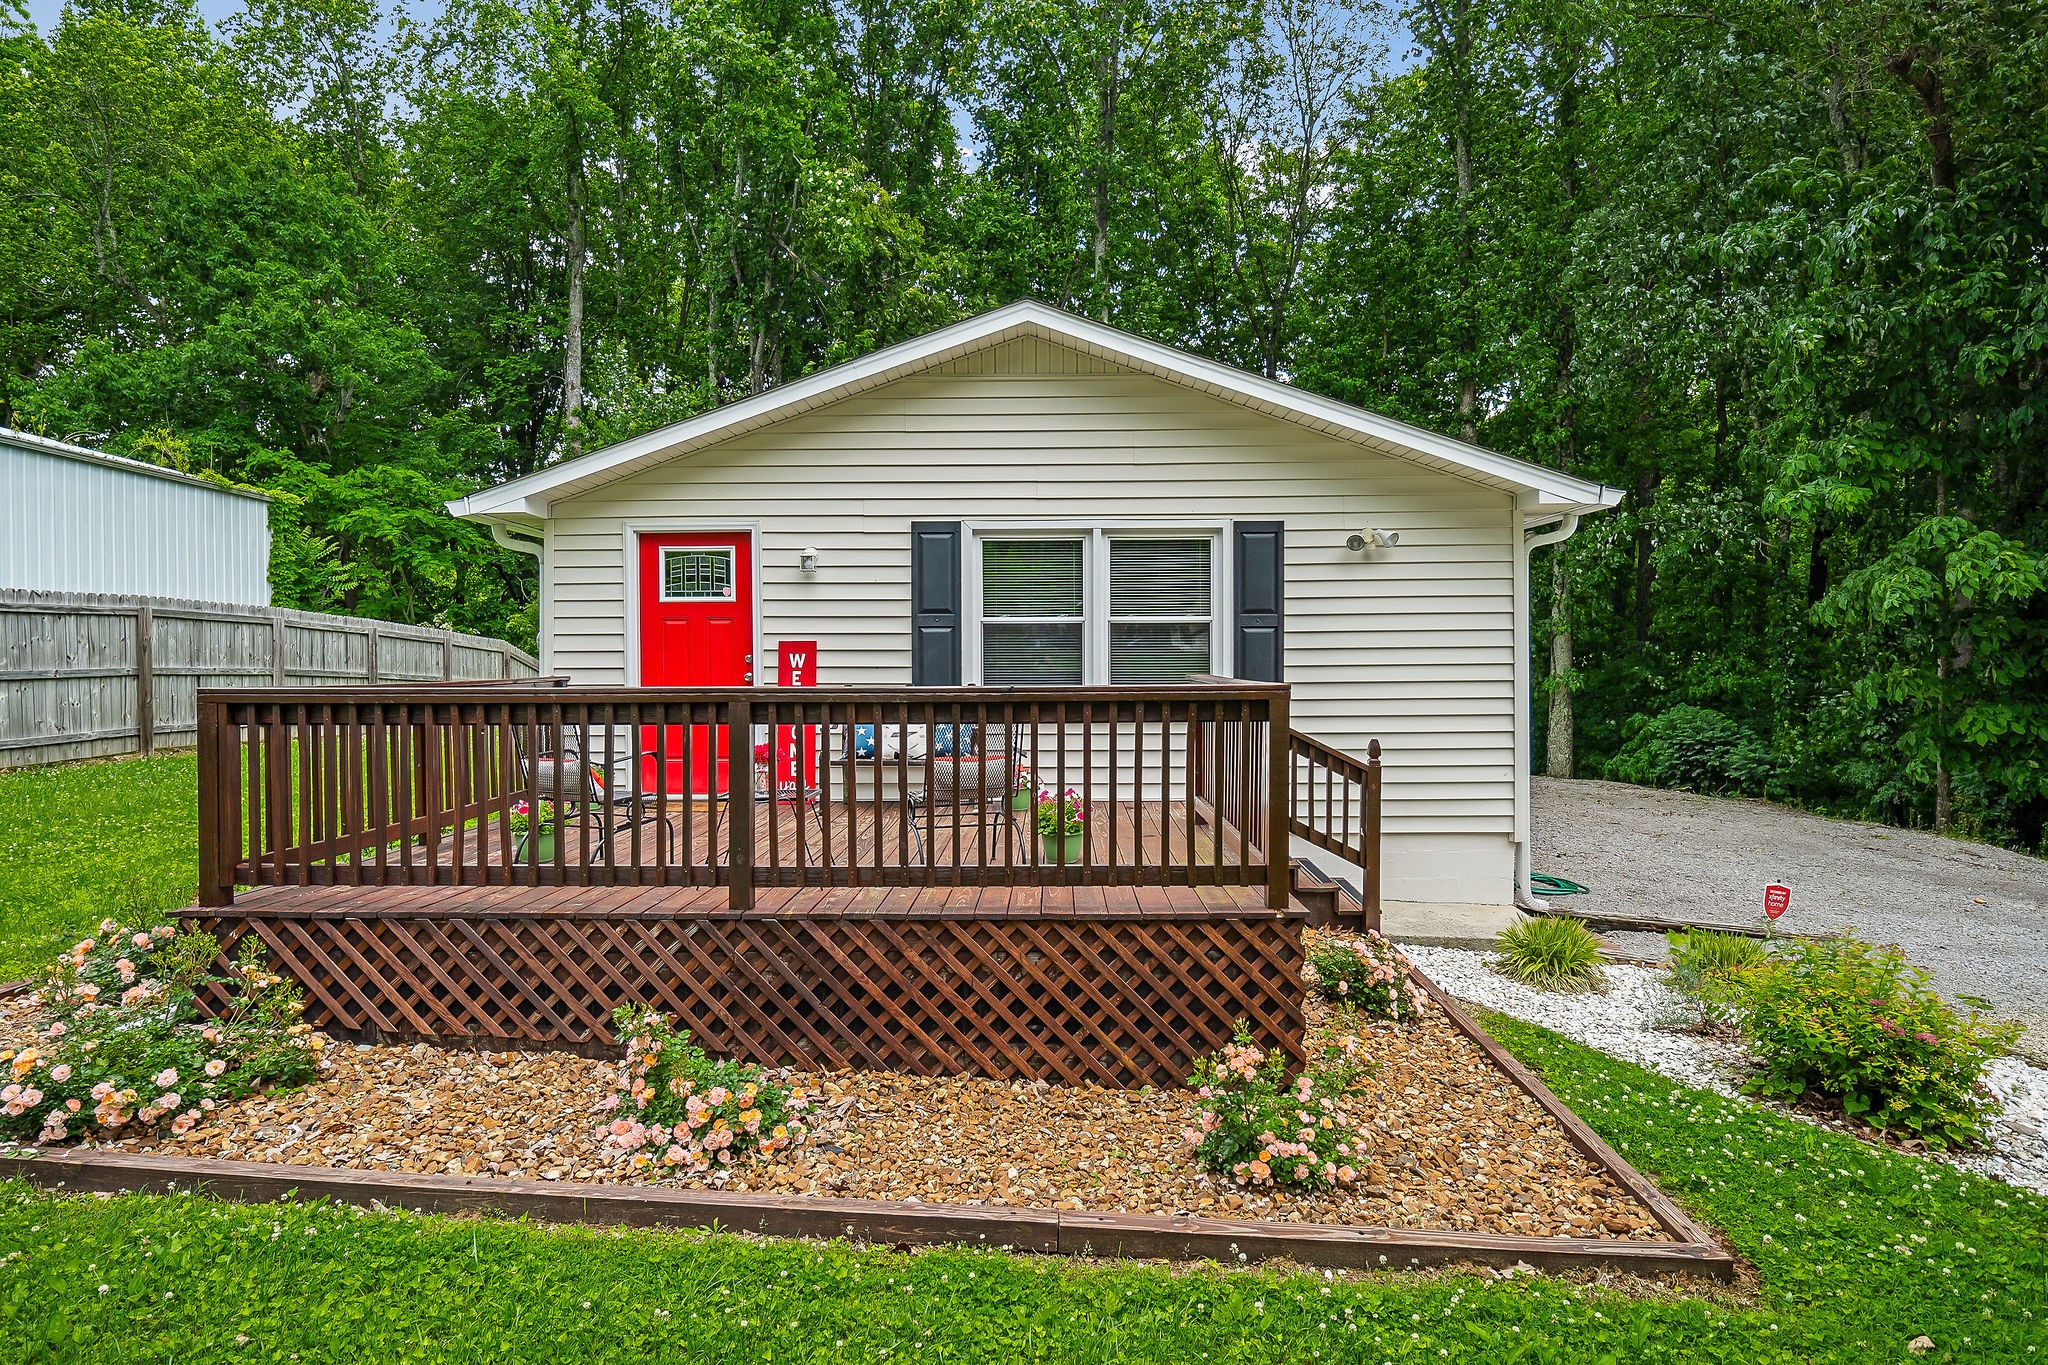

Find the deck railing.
[
  {"left": 196, "top": 683, "right": 1295, "bottom": 909},
  {"left": 1286, "top": 731, "right": 1383, "bottom": 928}
]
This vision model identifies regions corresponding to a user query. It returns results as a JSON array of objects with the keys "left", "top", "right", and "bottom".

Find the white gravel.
[{"left": 1404, "top": 944, "right": 2048, "bottom": 1198}]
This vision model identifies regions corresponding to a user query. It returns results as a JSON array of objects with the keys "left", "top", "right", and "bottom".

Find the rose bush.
[
  {"left": 1303, "top": 931, "right": 1428, "bottom": 1022},
  {"left": 1183, "top": 1025, "right": 1371, "bottom": 1192},
  {"left": 1, "top": 920, "right": 329, "bottom": 1146},
  {"left": 598, "top": 1006, "right": 809, "bottom": 1179}
]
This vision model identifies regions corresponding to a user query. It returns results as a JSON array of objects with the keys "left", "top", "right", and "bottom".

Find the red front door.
[{"left": 639, "top": 532, "right": 753, "bottom": 796}]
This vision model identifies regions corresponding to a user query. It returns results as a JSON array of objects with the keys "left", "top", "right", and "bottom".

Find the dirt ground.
[{"left": 1532, "top": 777, "right": 2048, "bottom": 1060}]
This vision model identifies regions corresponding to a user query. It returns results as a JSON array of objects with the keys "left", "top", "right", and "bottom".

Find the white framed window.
[
  {"left": 659, "top": 546, "right": 735, "bottom": 601},
  {"left": 971, "top": 527, "right": 1222, "bottom": 685}
]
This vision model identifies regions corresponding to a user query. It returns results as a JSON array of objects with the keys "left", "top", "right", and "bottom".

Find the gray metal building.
[{"left": 1, "top": 427, "right": 271, "bottom": 605}]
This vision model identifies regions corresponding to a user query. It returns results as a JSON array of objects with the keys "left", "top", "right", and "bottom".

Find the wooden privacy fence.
[
  {"left": 181, "top": 887, "right": 1307, "bottom": 1087},
  {"left": 195, "top": 682, "right": 1296, "bottom": 910},
  {"left": 0, "top": 589, "right": 539, "bottom": 769}
]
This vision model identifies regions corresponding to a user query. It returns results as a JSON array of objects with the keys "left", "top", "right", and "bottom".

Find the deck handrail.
[
  {"left": 1286, "top": 731, "right": 1383, "bottom": 929},
  {"left": 196, "top": 682, "right": 1294, "bottom": 910}
]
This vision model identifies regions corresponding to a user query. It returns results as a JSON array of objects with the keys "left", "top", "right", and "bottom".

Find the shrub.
[
  {"left": 1, "top": 920, "right": 328, "bottom": 1146},
  {"left": 1183, "top": 1026, "right": 1371, "bottom": 1191},
  {"left": 599, "top": 1006, "right": 809, "bottom": 1179},
  {"left": 1303, "top": 932, "right": 1428, "bottom": 1022},
  {"left": 1605, "top": 705, "right": 1775, "bottom": 795},
  {"left": 1492, "top": 915, "right": 1606, "bottom": 992},
  {"left": 1702, "top": 936, "right": 2019, "bottom": 1148},
  {"left": 1664, "top": 929, "right": 1769, "bottom": 1025}
]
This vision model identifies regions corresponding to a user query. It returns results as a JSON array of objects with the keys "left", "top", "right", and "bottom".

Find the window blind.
[
  {"left": 1109, "top": 538, "right": 1211, "bottom": 617},
  {"left": 981, "top": 538, "right": 1086, "bottom": 684}
]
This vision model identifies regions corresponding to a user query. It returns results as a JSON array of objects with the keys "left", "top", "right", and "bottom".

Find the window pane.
[
  {"left": 1110, "top": 623, "right": 1211, "bottom": 684},
  {"left": 983, "top": 623, "right": 1084, "bottom": 685},
  {"left": 1110, "top": 538, "right": 1211, "bottom": 617},
  {"left": 983, "top": 539, "right": 1084, "bottom": 617},
  {"left": 662, "top": 548, "right": 733, "bottom": 600}
]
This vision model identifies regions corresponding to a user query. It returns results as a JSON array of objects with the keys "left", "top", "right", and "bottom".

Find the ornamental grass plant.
[
  {"left": 600, "top": 1006, "right": 810, "bottom": 1179},
  {"left": 1698, "top": 935, "right": 2019, "bottom": 1149},
  {"left": 1, "top": 921, "right": 328, "bottom": 1146},
  {"left": 1491, "top": 915, "right": 1606, "bottom": 993},
  {"left": 1183, "top": 1026, "right": 1371, "bottom": 1191},
  {"left": 1662, "top": 929, "right": 1770, "bottom": 1027}
]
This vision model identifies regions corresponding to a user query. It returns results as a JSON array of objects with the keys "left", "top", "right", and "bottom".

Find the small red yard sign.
[{"left": 1763, "top": 884, "right": 1792, "bottom": 920}]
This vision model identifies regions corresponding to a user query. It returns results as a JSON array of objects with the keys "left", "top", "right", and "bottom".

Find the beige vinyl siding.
[{"left": 546, "top": 336, "right": 1519, "bottom": 888}]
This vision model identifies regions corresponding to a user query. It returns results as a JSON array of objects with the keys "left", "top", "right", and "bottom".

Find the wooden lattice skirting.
[{"left": 178, "top": 894, "right": 1306, "bottom": 1089}]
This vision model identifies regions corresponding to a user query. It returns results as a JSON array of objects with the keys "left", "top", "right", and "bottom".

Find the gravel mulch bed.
[{"left": 3, "top": 977, "right": 1670, "bottom": 1241}]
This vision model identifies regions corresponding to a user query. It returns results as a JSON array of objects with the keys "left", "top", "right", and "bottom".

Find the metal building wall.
[{"left": 1, "top": 430, "right": 271, "bottom": 606}]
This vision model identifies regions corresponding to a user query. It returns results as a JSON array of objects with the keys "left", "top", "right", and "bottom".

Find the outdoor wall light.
[
  {"left": 1347, "top": 529, "right": 1400, "bottom": 552},
  {"left": 799, "top": 547, "right": 820, "bottom": 573}
]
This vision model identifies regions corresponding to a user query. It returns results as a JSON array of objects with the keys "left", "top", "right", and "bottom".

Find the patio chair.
[
  {"left": 905, "top": 722, "right": 1026, "bottom": 865},
  {"left": 522, "top": 748, "right": 675, "bottom": 864}
]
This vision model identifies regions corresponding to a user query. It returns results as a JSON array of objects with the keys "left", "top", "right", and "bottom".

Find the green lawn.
[
  {"left": 1, "top": 755, "right": 2044, "bottom": 1360},
  {"left": 0, "top": 754, "right": 199, "bottom": 981}
]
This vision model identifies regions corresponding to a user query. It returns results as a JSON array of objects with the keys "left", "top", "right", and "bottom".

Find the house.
[
  {"left": 448, "top": 302, "right": 1620, "bottom": 914},
  {"left": 1, "top": 426, "right": 271, "bottom": 606}
]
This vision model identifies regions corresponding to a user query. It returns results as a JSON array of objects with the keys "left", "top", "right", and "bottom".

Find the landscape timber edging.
[{"left": 0, "top": 968, "right": 1734, "bottom": 1280}]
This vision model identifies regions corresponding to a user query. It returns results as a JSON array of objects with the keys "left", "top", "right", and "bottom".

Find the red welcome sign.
[
  {"left": 775, "top": 641, "right": 818, "bottom": 788},
  {"left": 1763, "top": 884, "right": 1792, "bottom": 920}
]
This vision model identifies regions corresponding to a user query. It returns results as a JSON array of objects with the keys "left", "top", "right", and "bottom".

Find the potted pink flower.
[
  {"left": 1010, "top": 763, "right": 1035, "bottom": 811},
  {"left": 1036, "top": 788, "right": 1087, "bottom": 864},
  {"left": 510, "top": 799, "right": 559, "bottom": 862}
]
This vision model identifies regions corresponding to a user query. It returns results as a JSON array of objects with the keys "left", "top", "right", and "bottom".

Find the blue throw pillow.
[
  {"left": 932, "top": 723, "right": 978, "bottom": 757},
  {"left": 851, "top": 724, "right": 877, "bottom": 759}
]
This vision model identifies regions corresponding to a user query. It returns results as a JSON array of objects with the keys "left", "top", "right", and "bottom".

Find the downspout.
[
  {"left": 1515, "top": 512, "right": 1582, "bottom": 911},
  {"left": 490, "top": 521, "right": 547, "bottom": 673}
]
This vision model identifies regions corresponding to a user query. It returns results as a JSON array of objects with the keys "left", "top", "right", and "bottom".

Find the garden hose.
[{"left": 1530, "top": 872, "right": 1589, "bottom": 897}]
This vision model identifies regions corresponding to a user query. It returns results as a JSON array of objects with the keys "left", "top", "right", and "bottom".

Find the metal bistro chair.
[
  {"left": 905, "top": 721, "right": 1027, "bottom": 865},
  {"left": 522, "top": 747, "right": 676, "bottom": 864},
  {"left": 704, "top": 735, "right": 824, "bottom": 867}
]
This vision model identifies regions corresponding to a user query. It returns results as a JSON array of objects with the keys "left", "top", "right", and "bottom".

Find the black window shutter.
[
  {"left": 910, "top": 522, "right": 963, "bottom": 685},
  {"left": 1232, "top": 521, "right": 1285, "bottom": 682}
]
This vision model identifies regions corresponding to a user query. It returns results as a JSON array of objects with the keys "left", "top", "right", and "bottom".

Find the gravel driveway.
[{"left": 1531, "top": 778, "right": 2048, "bottom": 1056}]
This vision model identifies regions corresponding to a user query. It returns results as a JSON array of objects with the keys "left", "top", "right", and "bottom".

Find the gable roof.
[{"left": 447, "top": 300, "right": 1621, "bottom": 526}]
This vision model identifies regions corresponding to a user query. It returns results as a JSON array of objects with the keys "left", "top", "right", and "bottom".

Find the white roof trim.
[
  {"left": 1, "top": 426, "right": 272, "bottom": 502},
  {"left": 447, "top": 301, "right": 1622, "bottom": 523}
]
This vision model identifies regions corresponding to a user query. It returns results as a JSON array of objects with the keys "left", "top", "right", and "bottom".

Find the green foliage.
[
  {"left": 1700, "top": 936, "right": 2021, "bottom": 1149},
  {"left": 1663, "top": 929, "right": 1769, "bottom": 1025},
  {"left": 1034, "top": 788, "right": 1087, "bottom": 838},
  {"left": 1492, "top": 915, "right": 1606, "bottom": 993},
  {"left": 1303, "top": 931, "right": 1426, "bottom": 1022},
  {"left": 1, "top": 0, "right": 2044, "bottom": 850},
  {"left": 599, "top": 1007, "right": 808, "bottom": 1177},
  {"left": 3, "top": 921, "right": 326, "bottom": 1145},
  {"left": 1606, "top": 706, "right": 1776, "bottom": 796},
  {"left": 1184, "top": 1025, "right": 1369, "bottom": 1191}
]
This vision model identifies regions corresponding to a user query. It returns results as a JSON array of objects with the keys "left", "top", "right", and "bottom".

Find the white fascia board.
[{"left": 447, "top": 301, "right": 1625, "bottom": 520}]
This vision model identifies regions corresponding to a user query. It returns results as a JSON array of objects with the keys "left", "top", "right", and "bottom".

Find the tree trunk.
[
  {"left": 1546, "top": 552, "right": 1574, "bottom": 777},
  {"left": 1632, "top": 466, "right": 1658, "bottom": 647},
  {"left": 1091, "top": 47, "right": 1117, "bottom": 322},
  {"left": 1885, "top": 46, "right": 1955, "bottom": 190},
  {"left": 563, "top": 125, "right": 587, "bottom": 458}
]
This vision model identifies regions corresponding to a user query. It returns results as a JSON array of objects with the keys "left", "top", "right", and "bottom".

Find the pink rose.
[
  {"left": 48, "top": 1064, "right": 71, "bottom": 1083},
  {"left": 204, "top": 1059, "right": 227, "bottom": 1077}
]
